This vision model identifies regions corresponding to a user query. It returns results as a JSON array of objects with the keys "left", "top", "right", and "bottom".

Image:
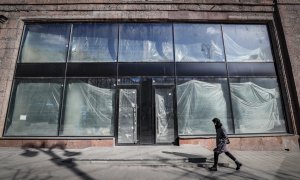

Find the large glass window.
[
  {"left": 176, "top": 78, "right": 233, "bottom": 135},
  {"left": 5, "top": 79, "right": 63, "bottom": 136},
  {"left": 61, "top": 78, "right": 116, "bottom": 136},
  {"left": 119, "top": 23, "right": 173, "bottom": 62},
  {"left": 230, "top": 78, "right": 286, "bottom": 133},
  {"left": 70, "top": 24, "right": 118, "bottom": 62},
  {"left": 20, "top": 24, "right": 70, "bottom": 63},
  {"left": 8, "top": 22, "right": 288, "bottom": 137},
  {"left": 223, "top": 25, "right": 273, "bottom": 62},
  {"left": 174, "top": 24, "right": 224, "bottom": 62}
]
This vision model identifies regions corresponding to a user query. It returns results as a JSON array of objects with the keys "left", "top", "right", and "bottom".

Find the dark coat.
[{"left": 213, "top": 126, "right": 229, "bottom": 154}]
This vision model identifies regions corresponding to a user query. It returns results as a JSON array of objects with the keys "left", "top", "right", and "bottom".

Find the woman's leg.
[
  {"left": 209, "top": 152, "right": 219, "bottom": 171},
  {"left": 213, "top": 152, "right": 219, "bottom": 167},
  {"left": 225, "top": 151, "right": 242, "bottom": 170},
  {"left": 225, "top": 151, "right": 236, "bottom": 161}
]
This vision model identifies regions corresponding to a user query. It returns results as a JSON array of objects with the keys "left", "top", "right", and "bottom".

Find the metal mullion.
[
  {"left": 115, "top": 23, "right": 121, "bottom": 145},
  {"left": 172, "top": 23, "right": 179, "bottom": 144},
  {"left": 17, "top": 24, "right": 27, "bottom": 63},
  {"left": 57, "top": 24, "right": 73, "bottom": 137},
  {"left": 221, "top": 24, "right": 236, "bottom": 135},
  {"left": 152, "top": 84, "right": 157, "bottom": 144}
]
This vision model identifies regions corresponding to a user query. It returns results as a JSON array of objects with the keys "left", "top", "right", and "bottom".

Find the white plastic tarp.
[
  {"left": 155, "top": 89, "right": 174, "bottom": 143},
  {"left": 63, "top": 82, "right": 114, "bottom": 136},
  {"left": 230, "top": 82, "right": 285, "bottom": 133},
  {"left": 118, "top": 89, "right": 137, "bottom": 143},
  {"left": 6, "top": 82, "right": 61, "bottom": 136},
  {"left": 177, "top": 80, "right": 231, "bottom": 135}
]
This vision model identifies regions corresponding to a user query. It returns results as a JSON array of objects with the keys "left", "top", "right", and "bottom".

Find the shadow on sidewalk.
[
  {"left": 162, "top": 151, "right": 207, "bottom": 163},
  {"left": 19, "top": 141, "right": 94, "bottom": 180},
  {"left": 274, "top": 154, "right": 300, "bottom": 180}
]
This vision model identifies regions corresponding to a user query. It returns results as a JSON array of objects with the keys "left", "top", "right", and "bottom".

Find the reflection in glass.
[
  {"left": 5, "top": 80, "right": 62, "bottom": 136},
  {"left": 230, "top": 78, "right": 286, "bottom": 133},
  {"left": 62, "top": 79, "right": 115, "bottom": 136},
  {"left": 119, "top": 23, "right": 173, "bottom": 62},
  {"left": 152, "top": 77, "right": 175, "bottom": 85},
  {"left": 174, "top": 24, "right": 224, "bottom": 62},
  {"left": 70, "top": 24, "right": 118, "bottom": 62},
  {"left": 20, "top": 24, "right": 70, "bottom": 62},
  {"left": 223, "top": 25, "right": 273, "bottom": 62},
  {"left": 117, "top": 77, "right": 142, "bottom": 85},
  {"left": 176, "top": 78, "right": 232, "bottom": 135},
  {"left": 155, "top": 88, "right": 174, "bottom": 143},
  {"left": 118, "top": 89, "right": 138, "bottom": 144}
]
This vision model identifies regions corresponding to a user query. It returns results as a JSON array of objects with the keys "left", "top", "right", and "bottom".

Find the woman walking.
[{"left": 209, "top": 118, "right": 242, "bottom": 171}]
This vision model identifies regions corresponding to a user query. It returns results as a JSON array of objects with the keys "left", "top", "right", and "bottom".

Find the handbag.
[{"left": 225, "top": 138, "right": 230, "bottom": 144}]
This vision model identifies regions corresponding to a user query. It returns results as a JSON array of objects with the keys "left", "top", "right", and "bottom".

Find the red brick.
[
  {"left": 261, "top": 137, "right": 283, "bottom": 151},
  {"left": 240, "top": 138, "right": 263, "bottom": 151}
]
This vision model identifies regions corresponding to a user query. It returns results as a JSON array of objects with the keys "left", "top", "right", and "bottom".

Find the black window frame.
[{"left": 3, "top": 21, "right": 291, "bottom": 138}]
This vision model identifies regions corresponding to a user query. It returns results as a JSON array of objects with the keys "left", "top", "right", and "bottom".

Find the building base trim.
[
  {"left": 179, "top": 135, "right": 300, "bottom": 151},
  {"left": 0, "top": 139, "right": 115, "bottom": 149}
]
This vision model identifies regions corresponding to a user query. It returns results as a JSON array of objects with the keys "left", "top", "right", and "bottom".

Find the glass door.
[
  {"left": 154, "top": 87, "right": 175, "bottom": 144},
  {"left": 117, "top": 88, "right": 138, "bottom": 144}
]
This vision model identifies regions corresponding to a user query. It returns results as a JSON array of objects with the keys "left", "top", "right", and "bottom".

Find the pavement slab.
[{"left": 0, "top": 145, "right": 299, "bottom": 180}]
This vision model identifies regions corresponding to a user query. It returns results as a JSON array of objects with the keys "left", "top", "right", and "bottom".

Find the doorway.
[{"left": 117, "top": 78, "right": 176, "bottom": 145}]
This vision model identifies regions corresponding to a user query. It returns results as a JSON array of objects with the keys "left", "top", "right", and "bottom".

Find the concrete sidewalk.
[{"left": 0, "top": 145, "right": 299, "bottom": 180}]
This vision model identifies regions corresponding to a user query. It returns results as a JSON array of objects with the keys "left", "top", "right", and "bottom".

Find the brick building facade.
[{"left": 0, "top": 0, "right": 299, "bottom": 150}]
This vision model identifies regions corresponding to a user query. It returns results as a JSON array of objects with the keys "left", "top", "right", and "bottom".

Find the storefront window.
[
  {"left": 7, "top": 22, "right": 288, "bottom": 138},
  {"left": 61, "top": 78, "right": 116, "bottom": 136},
  {"left": 5, "top": 79, "right": 63, "bottom": 136},
  {"left": 20, "top": 24, "right": 70, "bottom": 63},
  {"left": 174, "top": 24, "right": 224, "bottom": 62},
  {"left": 230, "top": 78, "right": 286, "bottom": 133},
  {"left": 119, "top": 23, "right": 173, "bottom": 62},
  {"left": 176, "top": 78, "right": 233, "bottom": 135},
  {"left": 70, "top": 23, "right": 118, "bottom": 62},
  {"left": 223, "top": 25, "right": 273, "bottom": 62}
]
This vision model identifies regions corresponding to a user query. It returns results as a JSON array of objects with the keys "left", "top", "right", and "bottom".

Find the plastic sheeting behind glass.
[
  {"left": 5, "top": 80, "right": 62, "bottom": 136},
  {"left": 155, "top": 88, "right": 174, "bottom": 143},
  {"left": 70, "top": 24, "right": 118, "bottom": 62},
  {"left": 118, "top": 89, "right": 137, "bottom": 143},
  {"left": 223, "top": 25, "right": 273, "bottom": 62},
  {"left": 20, "top": 24, "right": 70, "bottom": 62},
  {"left": 177, "top": 79, "right": 232, "bottom": 135},
  {"left": 174, "top": 24, "right": 224, "bottom": 62},
  {"left": 62, "top": 79, "right": 115, "bottom": 136},
  {"left": 119, "top": 23, "right": 173, "bottom": 62},
  {"left": 230, "top": 78, "right": 286, "bottom": 133}
]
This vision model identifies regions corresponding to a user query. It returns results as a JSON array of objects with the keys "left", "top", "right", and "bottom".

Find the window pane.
[
  {"left": 230, "top": 78, "right": 286, "bottom": 133},
  {"left": 174, "top": 24, "right": 224, "bottom": 62},
  {"left": 119, "top": 23, "right": 173, "bottom": 62},
  {"left": 5, "top": 80, "right": 63, "bottom": 136},
  {"left": 152, "top": 77, "right": 175, "bottom": 85},
  {"left": 61, "top": 78, "right": 116, "bottom": 136},
  {"left": 20, "top": 24, "right": 70, "bottom": 63},
  {"left": 70, "top": 24, "right": 118, "bottom": 62},
  {"left": 176, "top": 78, "right": 233, "bottom": 135},
  {"left": 155, "top": 88, "right": 175, "bottom": 143},
  {"left": 223, "top": 25, "right": 273, "bottom": 62},
  {"left": 118, "top": 89, "right": 137, "bottom": 143}
]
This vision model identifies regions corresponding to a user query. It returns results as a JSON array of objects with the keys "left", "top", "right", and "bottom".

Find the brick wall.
[{"left": 276, "top": 0, "right": 300, "bottom": 134}]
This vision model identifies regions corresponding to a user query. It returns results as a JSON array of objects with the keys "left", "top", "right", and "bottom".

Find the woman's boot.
[
  {"left": 209, "top": 165, "right": 217, "bottom": 171},
  {"left": 235, "top": 160, "right": 242, "bottom": 170},
  {"left": 209, "top": 152, "right": 219, "bottom": 171}
]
